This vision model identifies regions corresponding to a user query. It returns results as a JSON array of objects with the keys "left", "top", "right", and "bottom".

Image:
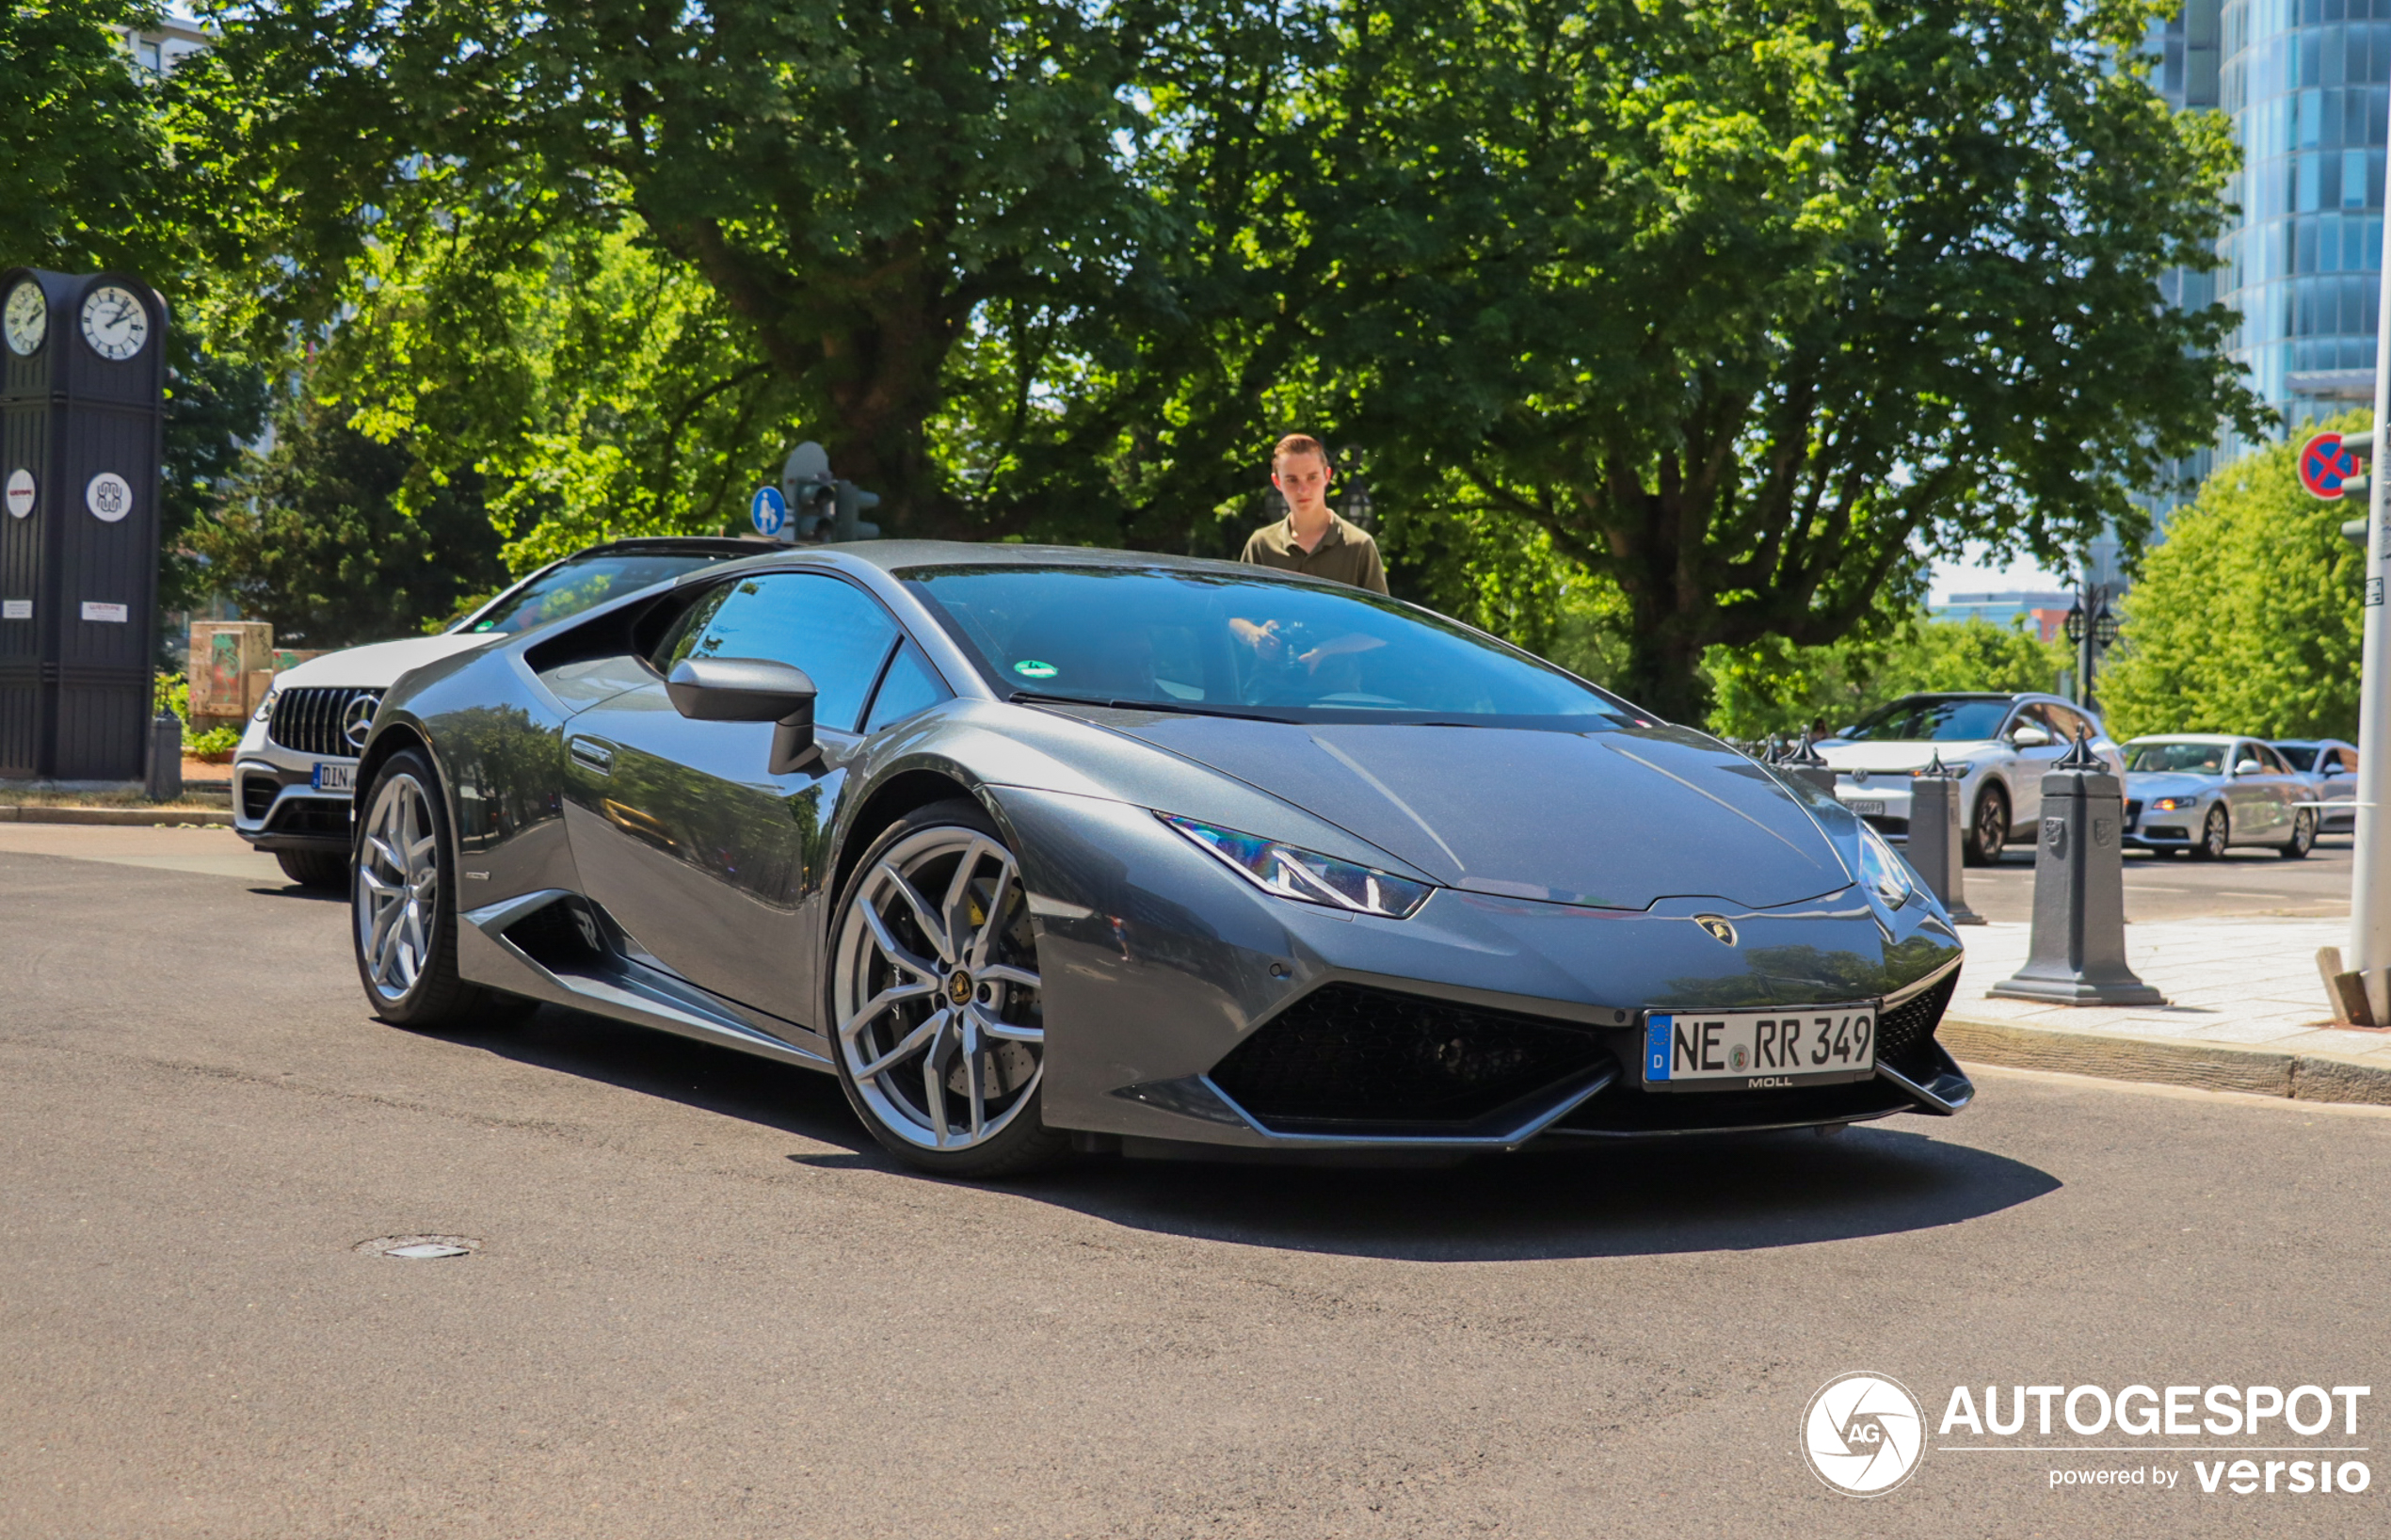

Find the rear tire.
[
  {"left": 352, "top": 748, "right": 512, "bottom": 1030},
  {"left": 276, "top": 848, "right": 347, "bottom": 890},
  {"left": 2280, "top": 807, "right": 2316, "bottom": 859},
  {"left": 1963, "top": 786, "right": 2009, "bottom": 867}
]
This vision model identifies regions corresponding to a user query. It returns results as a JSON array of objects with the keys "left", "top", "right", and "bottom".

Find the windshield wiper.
[{"left": 1006, "top": 690, "right": 1291, "bottom": 721}]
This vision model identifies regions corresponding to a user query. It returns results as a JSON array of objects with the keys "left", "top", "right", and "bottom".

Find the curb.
[
  {"left": 0, "top": 805, "right": 234, "bottom": 827},
  {"left": 1940, "top": 1012, "right": 2391, "bottom": 1108}
]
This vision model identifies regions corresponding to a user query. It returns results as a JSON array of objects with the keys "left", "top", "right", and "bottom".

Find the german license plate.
[
  {"left": 313, "top": 761, "right": 356, "bottom": 794},
  {"left": 1846, "top": 798, "right": 1886, "bottom": 816},
  {"left": 1643, "top": 1005, "right": 1878, "bottom": 1091}
]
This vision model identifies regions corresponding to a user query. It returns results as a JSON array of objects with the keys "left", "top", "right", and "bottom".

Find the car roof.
[
  {"left": 564, "top": 536, "right": 777, "bottom": 558},
  {"left": 735, "top": 539, "right": 1276, "bottom": 577},
  {"left": 2126, "top": 733, "right": 2244, "bottom": 744}
]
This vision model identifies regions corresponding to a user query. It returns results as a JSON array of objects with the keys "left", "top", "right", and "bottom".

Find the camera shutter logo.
[
  {"left": 1802, "top": 1372, "right": 1926, "bottom": 1496},
  {"left": 85, "top": 472, "right": 132, "bottom": 523}
]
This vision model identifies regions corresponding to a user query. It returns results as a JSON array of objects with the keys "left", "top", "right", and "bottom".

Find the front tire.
[
  {"left": 2281, "top": 807, "right": 2317, "bottom": 859},
  {"left": 352, "top": 749, "right": 508, "bottom": 1029},
  {"left": 276, "top": 848, "right": 347, "bottom": 889},
  {"left": 1963, "top": 785, "right": 2009, "bottom": 867},
  {"left": 2189, "top": 804, "right": 2229, "bottom": 861},
  {"left": 826, "top": 799, "right": 1067, "bottom": 1178}
]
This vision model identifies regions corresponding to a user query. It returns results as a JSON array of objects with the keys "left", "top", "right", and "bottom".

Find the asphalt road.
[
  {"left": 1965, "top": 835, "right": 2354, "bottom": 923},
  {"left": 5, "top": 830, "right": 2390, "bottom": 1538}
]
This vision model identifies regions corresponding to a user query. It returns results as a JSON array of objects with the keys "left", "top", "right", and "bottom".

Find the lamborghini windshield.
[{"left": 900, "top": 563, "right": 1639, "bottom": 728}]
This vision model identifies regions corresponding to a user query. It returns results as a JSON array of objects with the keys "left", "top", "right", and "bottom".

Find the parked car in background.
[
  {"left": 1814, "top": 693, "right": 2124, "bottom": 866},
  {"left": 2271, "top": 738, "right": 2358, "bottom": 835},
  {"left": 2122, "top": 735, "right": 2319, "bottom": 858},
  {"left": 233, "top": 537, "right": 766, "bottom": 887}
]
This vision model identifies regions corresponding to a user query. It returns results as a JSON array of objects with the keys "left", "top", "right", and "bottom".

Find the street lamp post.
[
  {"left": 2062, "top": 581, "right": 2119, "bottom": 714},
  {"left": 2351, "top": 136, "right": 2391, "bottom": 1019}
]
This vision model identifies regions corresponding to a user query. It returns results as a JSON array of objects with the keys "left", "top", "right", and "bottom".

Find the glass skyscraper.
[{"left": 2169, "top": 0, "right": 2390, "bottom": 458}]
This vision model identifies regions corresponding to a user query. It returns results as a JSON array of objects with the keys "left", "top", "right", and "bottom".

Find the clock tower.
[{"left": 0, "top": 269, "right": 167, "bottom": 781}]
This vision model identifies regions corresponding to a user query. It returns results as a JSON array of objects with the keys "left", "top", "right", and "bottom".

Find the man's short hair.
[{"left": 1273, "top": 433, "right": 1333, "bottom": 471}]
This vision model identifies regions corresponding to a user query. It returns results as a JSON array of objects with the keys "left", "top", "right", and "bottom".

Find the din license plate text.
[
  {"left": 313, "top": 762, "right": 356, "bottom": 794},
  {"left": 1847, "top": 798, "right": 1886, "bottom": 816},
  {"left": 1644, "top": 1006, "right": 1877, "bottom": 1091}
]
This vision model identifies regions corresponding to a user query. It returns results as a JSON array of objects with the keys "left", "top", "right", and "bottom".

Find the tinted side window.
[
  {"left": 664, "top": 573, "right": 899, "bottom": 732},
  {"left": 2043, "top": 703, "right": 2092, "bottom": 744},
  {"left": 862, "top": 642, "right": 953, "bottom": 733},
  {"left": 2254, "top": 743, "right": 2291, "bottom": 774}
]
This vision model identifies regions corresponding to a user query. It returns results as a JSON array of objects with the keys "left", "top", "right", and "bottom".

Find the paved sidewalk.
[{"left": 1943, "top": 917, "right": 2391, "bottom": 1104}]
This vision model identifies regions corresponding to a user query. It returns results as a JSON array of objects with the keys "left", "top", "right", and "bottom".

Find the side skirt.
[{"left": 457, "top": 889, "right": 832, "bottom": 1072}]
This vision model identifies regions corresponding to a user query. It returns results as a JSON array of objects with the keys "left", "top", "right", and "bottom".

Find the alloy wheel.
[
  {"left": 357, "top": 771, "right": 441, "bottom": 1002},
  {"left": 832, "top": 825, "right": 1044, "bottom": 1151},
  {"left": 2192, "top": 805, "right": 2229, "bottom": 861},
  {"left": 1968, "top": 788, "right": 2007, "bottom": 866},
  {"left": 2284, "top": 807, "right": 2316, "bottom": 858}
]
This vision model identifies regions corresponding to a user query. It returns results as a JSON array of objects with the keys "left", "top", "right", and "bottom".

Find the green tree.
[
  {"left": 330, "top": 221, "right": 804, "bottom": 571},
  {"left": 1314, "top": 0, "right": 2260, "bottom": 721},
  {"left": 188, "top": 392, "right": 510, "bottom": 647},
  {"left": 5, "top": 4, "right": 271, "bottom": 614},
  {"left": 199, "top": 0, "right": 1163, "bottom": 535},
  {"left": 2100, "top": 413, "right": 2367, "bottom": 742},
  {"left": 1706, "top": 618, "right": 2070, "bottom": 741}
]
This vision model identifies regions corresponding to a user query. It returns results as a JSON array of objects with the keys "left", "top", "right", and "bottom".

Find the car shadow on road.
[
  {"left": 1021, "top": 1124, "right": 2062, "bottom": 1262},
  {"left": 448, "top": 1003, "right": 2061, "bottom": 1263}
]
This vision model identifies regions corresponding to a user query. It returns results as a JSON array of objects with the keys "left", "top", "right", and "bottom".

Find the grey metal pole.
[{"left": 2351, "top": 112, "right": 2391, "bottom": 1023}]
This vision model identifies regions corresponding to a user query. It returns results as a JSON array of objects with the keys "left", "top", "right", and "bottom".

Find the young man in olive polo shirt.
[{"left": 1238, "top": 434, "right": 1388, "bottom": 594}]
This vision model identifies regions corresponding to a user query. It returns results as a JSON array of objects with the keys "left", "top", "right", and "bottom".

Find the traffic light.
[{"left": 774, "top": 441, "right": 880, "bottom": 544}]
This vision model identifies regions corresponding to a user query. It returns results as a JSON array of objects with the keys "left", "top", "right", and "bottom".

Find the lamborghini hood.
[{"left": 1108, "top": 716, "right": 1857, "bottom": 911}]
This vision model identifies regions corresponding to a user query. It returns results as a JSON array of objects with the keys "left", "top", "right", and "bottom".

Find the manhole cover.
[{"left": 355, "top": 1234, "right": 481, "bottom": 1260}]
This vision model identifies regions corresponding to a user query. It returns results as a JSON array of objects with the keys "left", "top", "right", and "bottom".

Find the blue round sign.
[{"left": 750, "top": 485, "right": 789, "bottom": 537}]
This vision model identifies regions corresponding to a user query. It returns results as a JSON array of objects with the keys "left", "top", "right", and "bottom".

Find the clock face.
[
  {"left": 80, "top": 284, "right": 150, "bottom": 362},
  {"left": 4, "top": 281, "right": 44, "bottom": 356}
]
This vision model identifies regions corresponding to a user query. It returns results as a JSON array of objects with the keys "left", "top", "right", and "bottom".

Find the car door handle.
[{"left": 569, "top": 735, "right": 616, "bottom": 776}]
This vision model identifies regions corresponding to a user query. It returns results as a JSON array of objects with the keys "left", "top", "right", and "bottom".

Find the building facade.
[{"left": 2163, "top": 0, "right": 2390, "bottom": 462}]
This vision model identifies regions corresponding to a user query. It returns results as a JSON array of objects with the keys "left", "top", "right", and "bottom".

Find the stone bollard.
[
  {"left": 145, "top": 710, "right": 183, "bottom": 802},
  {"left": 1777, "top": 732, "right": 1837, "bottom": 797},
  {"left": 1905, "top": 753, "right": 1983, "bottom": 925},
  {"left": 1989, "top": 730, "right": 2164, "bottom": 1005}
]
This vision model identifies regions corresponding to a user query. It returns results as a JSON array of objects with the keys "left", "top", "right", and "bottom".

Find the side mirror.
[
  {"left": 666, "top": 656, "right": 819, "bottom": 774},
  {"left": 2009, "top": 725, "right": 2053, "bottom": 748},
  {"left": 2232, "top": 759, "right": 2264, "bottom": 777}
]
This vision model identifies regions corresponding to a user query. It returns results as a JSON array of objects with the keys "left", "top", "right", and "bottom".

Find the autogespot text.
[{"left": 1938, "top": 1382, "right": 2371, "bottom": 1499}]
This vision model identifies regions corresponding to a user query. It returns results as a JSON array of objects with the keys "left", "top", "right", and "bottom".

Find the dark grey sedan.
[{"left": 345, "top": 543, "right": 1969, "bottom": 1176}]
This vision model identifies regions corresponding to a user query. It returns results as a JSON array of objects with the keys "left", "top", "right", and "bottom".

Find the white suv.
[
  {"left": 233, "top": 537, "right": 763, "bottom": 886},
  {"left": 1812, "top": 692, "right": 2126, "bottom": 866}
]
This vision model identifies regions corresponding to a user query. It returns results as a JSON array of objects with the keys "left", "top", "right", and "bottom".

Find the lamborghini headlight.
[
  {"left": 1856, "top": 823, "right": 1915, "bottom": 908},
  {"left": 1160, "top": 813, "right": 1433, "bottom": 920}
]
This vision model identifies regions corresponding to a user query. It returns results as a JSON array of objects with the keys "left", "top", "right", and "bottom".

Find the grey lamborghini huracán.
[{"left": 348, "top": 544, "right": 1971, "bottom": 1175}]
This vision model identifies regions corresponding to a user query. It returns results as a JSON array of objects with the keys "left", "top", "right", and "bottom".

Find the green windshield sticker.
[{"left": 1012, "top": 659, "right": 1059, "bottom": 680}]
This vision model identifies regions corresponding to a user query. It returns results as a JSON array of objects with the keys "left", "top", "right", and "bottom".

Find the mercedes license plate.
[
  {"left": 1847, "top": 798, "right": 1886, "bottom": 816},
  {"left": 313, "top": 761, "right": 356, "bottom": 794},
  {"left": 1643, "top": 1005, "right": 1877, "bottom": 1091}
]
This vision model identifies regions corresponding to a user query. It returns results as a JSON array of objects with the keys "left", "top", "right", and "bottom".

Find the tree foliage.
[
  {"left": 2100, "top": 412, "right": 2367, "bottom": 743},
  {"left": 1706, "top": 618, "right": 2070, "bottom": 741},
  {"left": 184, "top": 0, "right": 2259, "bottom": 718},
  {"left": 187, "top": 393, "right": 509, "bottom": 647},
  {"left": 1322, "top": 0, "right": 2260, "bottom": 720}
]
